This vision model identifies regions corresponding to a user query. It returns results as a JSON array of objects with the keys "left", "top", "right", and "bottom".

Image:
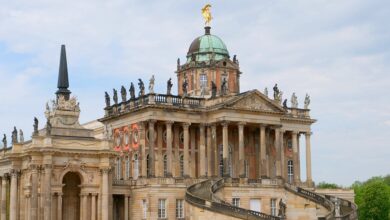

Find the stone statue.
[
  {"left": 11, "top": 126, "right": 18, "bottom": 144},
  {"left": 304, "top": 93, "right": 311, "bottom": 109},
  {"left": 273, "top": 84, "right": 280, "bottom": 100},
  {"left": 46, "top": 102, "right": 50, "bottom": 112},
  {"left": 278, "top": 199, "right": 286, "bottom": 218},
  {"left": 149, "top": 75, "right": 155, "bottom": 94},
  {"left": 104, "top": 92, "right": 111, "bottom": 107},
  {"left": 334, "top": 198, "right": 341, "bottom": 217},
  {"left": 19, "top": 129, "right": 24, "bottom": 143},
  {"left": 177, "top": 58, "right": 180, "bottom": 70},
  {"left": 33, "top": 117, "right": 39, "bottom": 135},
  {"left": 278, "top": 91, "right": 283, "bottom": 104},
  {"left": 120, "top": 86, "right": 127, "bottom": 103},
  {"left": 283, "top": 99, "right": 288, "bottom": 108},
  {"left": 264, "top": 87, "right": 268, "bottom": 97},
  {"left": 167, "top": 78, "right": 173, "bottom": 95},
  {"left": 46, "top": 120, "right": 52, "bottom": 135},
  {"left": 2, "top": 134, "right": 6, "bottom": 148},
  {"left": 138, "top": 79, "right": 145, "bottom": 96},
  {"left": 129, "top": 83, "right": 135, "bottom": 100},
  {"left": 182, "top": 78, "right": 188, "bottom": 96},
  {"left": 113, "top": 89, "right": 118, "bottom": 105},
  {"left": 211, "top": 81, "right": 217, "bottom": 98},
  {"left": 221, "top": 78, "right": 228, "bottom": 95},
  {"left": 291, "top": 92, "right": 298, "bottom": 108}
]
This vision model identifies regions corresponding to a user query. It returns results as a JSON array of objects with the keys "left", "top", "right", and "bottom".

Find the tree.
[
  {"left": 317, "top": 181, "right": 340, "bottom": 189},
  {"left": 357, "top": 180, "right": 390, "bottom": 220}
]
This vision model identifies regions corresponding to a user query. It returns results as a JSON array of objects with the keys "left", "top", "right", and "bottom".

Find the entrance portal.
[{"left": 62, "top": 172, "right": 81, "bottom": 220}]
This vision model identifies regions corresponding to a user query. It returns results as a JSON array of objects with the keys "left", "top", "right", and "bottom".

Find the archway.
[{"left": 62, "top": 172, "right": 81, "bottom": 220}]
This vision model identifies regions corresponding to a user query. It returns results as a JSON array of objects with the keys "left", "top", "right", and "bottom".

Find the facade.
[{"left": 0, "top": 24, "right": 357, "bottom": 220}]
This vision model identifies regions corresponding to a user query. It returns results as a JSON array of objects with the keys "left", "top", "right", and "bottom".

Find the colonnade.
[{"left": 115, "top": 120, "right": 313, "bottom": 186}]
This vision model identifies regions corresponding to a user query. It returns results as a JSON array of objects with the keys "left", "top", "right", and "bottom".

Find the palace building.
[{"left": 0, "top": 15, "right": 357, "bottom": 220}]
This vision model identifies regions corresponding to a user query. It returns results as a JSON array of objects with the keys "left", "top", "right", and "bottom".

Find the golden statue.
[{"left": 201, "top": 4, "right": 212, "bottom": 26}]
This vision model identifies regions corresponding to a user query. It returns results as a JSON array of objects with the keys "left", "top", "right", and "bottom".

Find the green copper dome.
[{"left": 187, "top": 27, "right": 229, "bottom": 63}]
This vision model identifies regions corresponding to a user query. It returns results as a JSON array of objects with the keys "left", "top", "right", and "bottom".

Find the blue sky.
[{"left": 0, "top": 0, "right": 389, "bottom": 186}]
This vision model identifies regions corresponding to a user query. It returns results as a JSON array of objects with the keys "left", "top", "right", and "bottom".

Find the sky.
[{"left": 0, "top": 0, "right": 389, "bottom": 186}]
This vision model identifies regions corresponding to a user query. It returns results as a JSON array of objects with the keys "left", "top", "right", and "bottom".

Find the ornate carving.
[
  {"left": 138, "top": 79, "right": 145, "bottom": 96},
  {"left": 121, "top": 86, "right": 127, "bottom": 103},
  {"left": 234, "top": 96, "right": 273, "bottom": 111},
  {"left": 12, "top": 126, "right": 18, "bottom": 144},
  {"left": 148, "top": 75, "right": 155, "bottom": 94},
  {"left": 104, "top": 92, "right": 110, "bottom": 107},
  {"left": 167, "top": 78, "right": 173, "bottom": 95},
  {"left": 129, "top": 82, "right": 135, "bottom": 100},
  {"left": 304, "top": 93, "right": 311, "bottom": 109},
  {"left": 19, "top": 129, "right": 24, "bottom": 143},
  {"left": 33, "top": 117, "right": 39, "bottom": 135},
  {"left": 56, "top": 95, "right": 80, "bottom": 111},
  {"left": 113, "top": 89, "right": 118, "bottom": 105},
  {"left": 291, "top": 92, "right": 298, "bottom": 108}
]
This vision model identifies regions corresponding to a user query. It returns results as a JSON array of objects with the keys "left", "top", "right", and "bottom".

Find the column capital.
[
  {"left": 182, "top": 122, "right": 191, "bottom": 129},
  {"left": 137, "top": 121, "right": 145, "bottom": 128},
  {"left": 305, "top": 132, "right": 313, "bottom": 137},
  {"left": 100, "top": 167, "right": 111, "bottom": 174},
  {"left": 237, "top": 122, "right": 246, "bottom": 126},
  {"left": 259, "top": 124, "right": 267, "bottom": 129},
  {"left": 291, "top": 130, "right": 299, "bottom": 135},
  {"left": 199, "top": 123, "right": 207, "bottom": 127},
  {"left": 148, "top": 119, "right": 157, "bottom": 125},
  {"left": 80, "top": 193, "right": 89, "bottom": 197},
  {"left": 221, "top": 121, "right": 229, "bottom": 127},
  {"left": 91, "top": 193, "right": 98, "bottom": 197},
  {"left": 165, "top": 120, "right": 174, "bottom": 126}
]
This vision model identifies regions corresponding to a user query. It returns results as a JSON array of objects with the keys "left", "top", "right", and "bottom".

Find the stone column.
[
  {"left": 148, "top": 120, "right": 156, "bottom": 177},
  {"left": 305, "top": 132, "right": 313, "bottom": 186},
  {"left": 57, "top": 193, "right": 63, "bottom": 220},
  {"left": 238, "top": 122, "right": 245, "bottom": 178},
  {"left": 138, "top": 122, "right": 147, "bottom": 178},
  {"left": 182, "top": 123, "right": 190, "bottom": 177},
  {"left": 222, "top": 122, "right": 230, "bottom": 177},
  {"left": 165, "top": 121, "right": 173, "bottom": 177},
  {"left": 206, "top": 126, "right": 212, "bottom": 177},
  {"left": 101, "top": 168, "right": 110, "bottom": 220},
  {"left": 0, "top": 175, "right": 7, "bottom": 220},
  {"left": 44, "top": 164, "right": 52, "bottom": 220},
  {"left": 91, "top": 193, "right": 97, "bottom": 220},
  {"left": 211, "top": 124, "right": 218, "bottom": 177},
  {"left": 81, "top": 193, "right": 88, "bottom": 220},
  {"left": 9, "top": 169, "right": 18, "bottom": 220},
  {"left": 260, "top": 125, "right": 267, "bottom": 178},
  {"left": 157, "top": 124, "right": 163, "bottom": 177},
  {"left": 199, "top": 124, "right": 206, "bottom": 177},
  {"left": 124, "top": 195, "right": 129, "bottom": 220},
  {"left": 280, "top": 130, "right": 285, "bottom": 180},
  {"left": 292, "top": 131, "right": 300, "bottom": 183},
  {"left": 25, "top": 194, "right": 31, "bottom": 220},
  {"left": 190, "top": 128, "right": 196, "bottom": 177},
  {"left": 274, "top": 128, "right": 282, "bottom": 178}
]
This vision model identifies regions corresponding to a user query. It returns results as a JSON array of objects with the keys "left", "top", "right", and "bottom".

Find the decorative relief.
[{"left": 233, "top": 96, "right": 273, "bottom": 111}]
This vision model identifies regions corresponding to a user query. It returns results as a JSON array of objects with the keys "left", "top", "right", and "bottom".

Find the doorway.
[{"left": 62, "top": 172, "right": 81, "bottom": 220}]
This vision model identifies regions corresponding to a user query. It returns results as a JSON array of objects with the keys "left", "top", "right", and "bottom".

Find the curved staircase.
[{"left": 186, "top": 178, "right": 358, "bottom": 220}]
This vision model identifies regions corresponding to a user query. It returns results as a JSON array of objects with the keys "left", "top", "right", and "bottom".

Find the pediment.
[{"left": 226, "top": 90, "right": 285, "bottom": 112}]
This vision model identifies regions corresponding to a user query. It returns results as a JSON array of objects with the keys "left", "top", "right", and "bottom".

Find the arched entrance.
[{"left": 62, "top": 172, "right": 81, "bottom": 220}]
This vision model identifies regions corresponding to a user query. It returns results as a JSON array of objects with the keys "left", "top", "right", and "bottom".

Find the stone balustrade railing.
[{"left": 285, "top": 107, "right": 310, "bottom": 118}]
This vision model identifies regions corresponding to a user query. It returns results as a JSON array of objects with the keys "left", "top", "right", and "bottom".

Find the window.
[
  {"left": 133, "top": 154, "right": 139, "bottom": 179},
  {"left": 116, "top": 158, "right": 122, "bottom": 180},
  {"left": 142, "top": 199, "right": 147, "bottom": 219},
  {"left": 146, "top": 154, "right": 150, "bottom": 177},
  {"left": 270, "top": 198, "right": 277, "bottom": 216},
  {"left": 125, "top": 157, "right": 130, "bottom": 179},
  {"left": 158, "top": 199, "right": 167, "bottom": 218},
  {"left": 232, "top": 198, "right": 240, "bottom": 207},
  {"left": 200, "top": 73, "right": 208, "bottom": 89},
  {"left": 287, "top": 160, "right": 294, "bottom": 183},
  {"left": 287, "top": 139, "right": 292, "bottom": 150},
  {"left": 179, "top": 155, "right": 184, "bottom": 177},
  {"left": 163, "top": 155, "right": 168, "bottom": 177},
  {"left": 176, "top": 199, "right": 184, "bottom": 218}
]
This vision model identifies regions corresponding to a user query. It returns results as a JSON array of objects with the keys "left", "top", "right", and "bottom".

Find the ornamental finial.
[{"left": 201, "top": 4, "right": 212, "bottom": 26}]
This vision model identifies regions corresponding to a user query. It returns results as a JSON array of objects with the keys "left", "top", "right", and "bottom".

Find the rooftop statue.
[
  {"left": 138, "top": 79, "right": 145, "bottom": 96},
  {"left": 211, "top": 81, "right": 217, "bottom": 98},
  {"left": 121, "top": 86, "right": 127, "bottom": 103},
  {"left": 177, "top": 58, "right": 180, "bottom": 70},
  {"left": 19, "top": 129, "right": 24, "bottom": 143},
  {"left": 182, "top": 78, "right": 188, "bottom": 97},
  {"left": 304, "top": 93, "right": 311, "bottom": 109},
  {"left": 46, "top": 120, "right": 52, "bottom": 135},
  {"left": 2, "top": 134, "right": 6, "bottom": 148},
  {"left": 291, "top": 92, "right": 298, "bottom": 108},
  {"left": 105, "top": 92, "right": 111, "bottom": 107},
  {"left": 283, "top": 99, "right": 288, "bottom": 108},
  {"left": 167, "top": 78, "right": 173, "bottom": 95},
  {"left": 264, "top": 87, "right": 268, "bottom": 97},
  {"left": 113, "top": 89, "right": 118, "bottom": 105},
  {"left": 11, "top": 126, "right": 18, "bottom": 144},
  {"left": 33, "top": 117, "right": 39, "bottom": 135},
  {"left": 278, "top": 91, "right": 283, "bottom": 104},
  {"left": 129, "top": 82, "right": 135, "bottom": 100},
  {"left": 201, "top": 4, "right": 213, "bottom": 26},
  {"left": 273, "top": 84, "right": 280, "bottom": 100},
  {"left": 149, "top": 75, "right": 155, "bottom": 94}
]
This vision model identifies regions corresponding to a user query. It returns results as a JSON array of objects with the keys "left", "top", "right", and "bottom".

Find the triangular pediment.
[{"left": 226, "top": 90, "right": 285, "bottom": 112}]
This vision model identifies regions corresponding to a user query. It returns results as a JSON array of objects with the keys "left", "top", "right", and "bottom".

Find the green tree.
[
  {"left": 317, "top": 181, "right": 340, "bottom": 189},
  {"left": 357, "top": 180, "right": 390, "bottom": 220}
]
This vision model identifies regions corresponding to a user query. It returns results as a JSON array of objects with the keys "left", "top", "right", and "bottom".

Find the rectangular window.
[
  {"left": 176, "top": 199, "right": 184, "bottom": 218},
  {"left": 158, "top": 199, "right": 167, "bottom": 218},
  {"left": 200, "top": 73, "right": 208, "bottom": 88},
  {"left": 142, "top": 199, "right": 147, "bottom": 219},
  {"left": 270, "top": 198, "right": 277, "bottom": 216},
  {"left": 232, "top": 198, "right": 240, "bottom": 207}
]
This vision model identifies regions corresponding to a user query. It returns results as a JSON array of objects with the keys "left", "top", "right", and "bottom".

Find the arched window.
[
  {"left": 146, "top": 154, "right": 150, "bottom": 177},
  {"left": 116, "top": 157, "right": 122, "bottom": 180},
  {"left": 125, "top": 156, "right": 131, "bottom": 179},
  {"left": 163, "top": 154, "right": 168, "bottom": 177},
  {"left": 287, "top": 160, "right": 294, "bottom": 183},
  {"left": 179, "top": 155, "right": 184, "bottom": 177},
  {"left": 133, "top": 154, "right": 139, "bottom": 180}
]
